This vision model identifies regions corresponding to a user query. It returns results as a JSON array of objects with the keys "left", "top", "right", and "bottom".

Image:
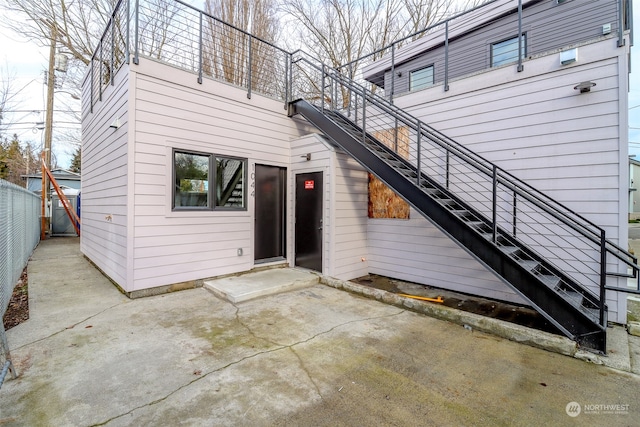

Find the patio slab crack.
[
  {"left": 11, "top": 301, "right": 127, "bottom": 351},
  {"left": 89, "top": 308, "right": 406, "bottom": 426}
]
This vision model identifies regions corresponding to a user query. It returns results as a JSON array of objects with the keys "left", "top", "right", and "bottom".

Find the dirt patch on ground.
[
  {"left": 354, "top": 274, "right": 559, "bottom": 335},
  {"left": 3, "top": 268, "right": 29, "bottom": 331}
]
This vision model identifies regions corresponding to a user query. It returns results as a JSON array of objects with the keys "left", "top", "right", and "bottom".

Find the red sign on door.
[{"left": 304, "top": 180, "right": 315, "bottom": 190}]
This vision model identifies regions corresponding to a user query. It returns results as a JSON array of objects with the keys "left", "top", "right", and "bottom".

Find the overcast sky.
[{"left": 0, "top": 2, "right": 638, "bottom": 168}]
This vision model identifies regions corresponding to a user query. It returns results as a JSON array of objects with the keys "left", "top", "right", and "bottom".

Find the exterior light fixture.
[{"left": 574, "top": 81, "right": 596, "bottom": 93}]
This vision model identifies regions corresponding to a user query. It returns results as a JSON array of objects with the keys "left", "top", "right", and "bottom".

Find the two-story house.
[{"left": 82, "top": 0, "right": 634, "bottom": 352}]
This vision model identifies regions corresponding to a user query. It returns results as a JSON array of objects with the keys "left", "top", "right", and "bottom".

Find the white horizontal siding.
[
  {"left": 331, "top": 152, "right": 369, "bottom": 279},
  {"left": 81, "top": 65, "right": 130, "bottom": 289},
  {"left": 366, "top": 37, "right": 627, "bottom": 317},
  {"left": 367, "top": 211, "right": 522, "bottom": 303},
  {"left": 129, "top": 60, "right": 310, "bottom": 290}
]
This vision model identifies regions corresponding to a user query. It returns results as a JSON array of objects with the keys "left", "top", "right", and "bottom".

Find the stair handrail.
[{"left": 290, "top": 53, "right": 639, "bottom": 295}]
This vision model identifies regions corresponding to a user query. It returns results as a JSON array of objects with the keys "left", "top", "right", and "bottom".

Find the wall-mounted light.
[
  {"left": 109, "top": 118, "right": 121, "bottom": 129},
  {"left": 396, "top": 71, "right": 402, "bottom": 77},
  {"left": 301, "top": 153, "right": 311, "bottom": 161},
  {"left": 574, "top": 81, "right": 596, "bottom": 93}
]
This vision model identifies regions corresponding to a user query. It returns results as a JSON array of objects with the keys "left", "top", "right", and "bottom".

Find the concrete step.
[{"left": 204, "top": 268, "right": 319, "bottom": 303}]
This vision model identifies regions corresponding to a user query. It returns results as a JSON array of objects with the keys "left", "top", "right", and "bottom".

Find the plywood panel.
[{"left": 368, "top": 127, "right": 410, "bottom": 219}]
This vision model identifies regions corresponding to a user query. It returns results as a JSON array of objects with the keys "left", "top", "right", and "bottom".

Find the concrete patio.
[{"left": 1, "top": 237, "right": 639, "bottom": 426}]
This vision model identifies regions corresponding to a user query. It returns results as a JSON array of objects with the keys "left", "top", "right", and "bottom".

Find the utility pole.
[{"left": 41, "top": 23, "right": 56, "bottom": 240}]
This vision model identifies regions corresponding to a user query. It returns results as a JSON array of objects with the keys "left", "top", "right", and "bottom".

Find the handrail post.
[
  {"left": 90, "top": 60, "right": 94, "bottom": 113},
  {"left": 321, "top": 64, "right": 326, "bottom": 112},
  {"left": 416, "top": 121, "right": 422, "bottom": 187},
  {"left": 492, "top": 165, "right": 498, "bottom": 244},
  {"left": 133, "top": 0, "right": 139, "bottom": 65},
  {"left": 247, "top": 36, "right": 252, "bottom": 99},
  {"left": 288, "top": 52, "right": 293, "bottom": 105},
  {"left": 517, "top": 0, "right": 524, "bottom": 72},
  {"left": 445, "top": 149, "right": 450, "bottom": 189},
  {"left": 355, "top": 91, "right": 359, "bottom": 123},
  {"left": 444, "top": 20, "right": 450, "bottom": 91},
  {"left": 197, "top": 12, "right": 203, "bottom": 84},
  {"left": 600, "top": 229, "right": 607, "bottom": 325},
  {"left": 110, "top": 11, "right": 115, "bottom": 85},
  {"left": 618, "top": 0, "right": 625, "bottom": 47},
  {"left": 284, "top": 53, "right": 289, "bottom": 109},
  {"left": 390, "top": 43, "right": 395, "bottom": 103},
  {"left": 125, "top": 0, "right": 130, "bottom": 64},
  {"left": 394, "top": 117, "right": 398, "bottom": 152},
  {"left": 362, "top": 87, "right": 367, "bottom": 144},
  {"left": 332, "top": 70, "right": 337, "bottom": 110},
  {"left": 512, "top": 190, "right": 517, "bottom": 237},
  {"left": 347, "top": 63, "right": 353, "bottom": 116},
  {"left": 99, "top": 44, "right": 103, "bottom": 101}
]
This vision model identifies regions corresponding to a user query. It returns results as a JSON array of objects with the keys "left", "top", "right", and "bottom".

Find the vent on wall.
[{"left": 560, "top": 49, "right": 578, "bottom": 65}]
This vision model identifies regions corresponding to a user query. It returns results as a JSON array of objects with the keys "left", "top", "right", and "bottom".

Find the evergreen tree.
[{"left": 70, "top": 147, "right": 81, "bottom": 174}]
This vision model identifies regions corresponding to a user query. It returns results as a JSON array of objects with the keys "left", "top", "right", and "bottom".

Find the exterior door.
[
  {"left": 295, "top": 172, "right": 323, "bottom": 272},
  {"left": 51, "top": 194, "right": 78, "bottom": 236},
  {"left": 254, "top": 165, "right": 286, "bottom": 262}
]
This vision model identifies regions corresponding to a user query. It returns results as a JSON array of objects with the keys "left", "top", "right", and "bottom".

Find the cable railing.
[
  {"left": 87, "top": 0, "right": 291, "bottom": 114},
  {"left": 85, "top": 0, "right": 639, "bottom": 318},
  {"left": 337, "top": 0, "right": 631, "bottom": 100},
  {"left": 289, "top": 55, "right": 639, "bottom": 329}
]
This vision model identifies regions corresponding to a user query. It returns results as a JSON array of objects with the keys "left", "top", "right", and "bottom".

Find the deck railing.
[{"left": 85, "top": 0, "right": 639, "bottom": 317}]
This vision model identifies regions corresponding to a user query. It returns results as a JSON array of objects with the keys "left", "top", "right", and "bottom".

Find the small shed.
[{"left": 22, "top": 169, "right": 81, "bottom": 193}]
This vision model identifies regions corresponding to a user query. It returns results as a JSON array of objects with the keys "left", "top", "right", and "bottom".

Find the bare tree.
[
  {"left": 0, "top": 63, "right": 20, "bottom": 138},
  {"left": 202, "top": 0, "right": 282, "bottom": 95},
  {"left": 0, "top": 0, "right": 117, "bottom": 65}
]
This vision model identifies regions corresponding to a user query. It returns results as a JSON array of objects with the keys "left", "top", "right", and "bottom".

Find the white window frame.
[{"left": 409, "top": 65, "right": 435, "bottom": 91}]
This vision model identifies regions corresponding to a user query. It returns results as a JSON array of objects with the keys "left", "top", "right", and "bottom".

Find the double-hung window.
[
  {"left": 409, "top": 65, "right": 434, "bottom": 91},
  {"left": 173, "top": 150, "right": 246, "bottom": 210},
  {"left": 491, "top": 34, "right": 526, "bottom": 67}
]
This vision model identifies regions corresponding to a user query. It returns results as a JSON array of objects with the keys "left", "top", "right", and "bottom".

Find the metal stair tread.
[
  {"left": 293, "top": 100, "right": 607, "bottom": 352},
  {"left": 518, "top": 260, "right": 540, "bottom": 272},
  {"left": 538, "top": 274, "right": 560, "bottom": 288}
]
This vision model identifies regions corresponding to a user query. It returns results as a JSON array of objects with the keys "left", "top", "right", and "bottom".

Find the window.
[
  {"left": 491, "top": 34, "right": 526, "bottom": 67},
  {"left": 409, "top": 66, "right": 434, "bottom": 91},
  {"left": 173, "top": 150, "right": 246, "bottom": 210},
  {"left": 215, "top": 156, "right": 246, "bottom": 209}
]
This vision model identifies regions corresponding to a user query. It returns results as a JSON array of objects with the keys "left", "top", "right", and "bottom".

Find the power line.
[{"left": 1, "top": 109, "right": 81, "bottom": 113}]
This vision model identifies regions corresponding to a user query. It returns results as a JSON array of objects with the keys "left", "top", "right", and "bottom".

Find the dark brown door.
[
  {"left": 255, "top": 164, "right": 286, "bottom": 262},
  {"left": 295, "top": 172, "right": 323, "bottom": 272}
]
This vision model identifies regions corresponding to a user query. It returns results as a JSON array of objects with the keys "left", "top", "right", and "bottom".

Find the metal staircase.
[{"left": 287, "top": 58, "right": 640, "bottom": 353}]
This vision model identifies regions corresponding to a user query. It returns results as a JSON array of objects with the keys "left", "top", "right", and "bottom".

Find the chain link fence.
[{"left": 1, "top": 179, "right": 40, "bottom": 387}]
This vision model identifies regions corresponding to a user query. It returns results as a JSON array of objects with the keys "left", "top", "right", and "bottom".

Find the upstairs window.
[
  {"left": 173, "top": 150, "right": 246, "bottom": 211},
  {"left": 409, "top": 65, "right": 434, "bottom": 91},
  {"left": 491, "top": 34, "right": 526, "bottom": 67}
]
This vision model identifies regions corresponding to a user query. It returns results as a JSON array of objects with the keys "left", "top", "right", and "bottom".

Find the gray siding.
[
  {"left": 81, "top": 65, "right": 131, "bottom": 289},
  {"left": 378, "top": 36, "right": 628, "bottom": 322},
  {"left": 130, "top": 59, "right": 310, "bottom": 291},
  {"left": 383, "top": 0, "right": 619, "bottom": 95}
]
